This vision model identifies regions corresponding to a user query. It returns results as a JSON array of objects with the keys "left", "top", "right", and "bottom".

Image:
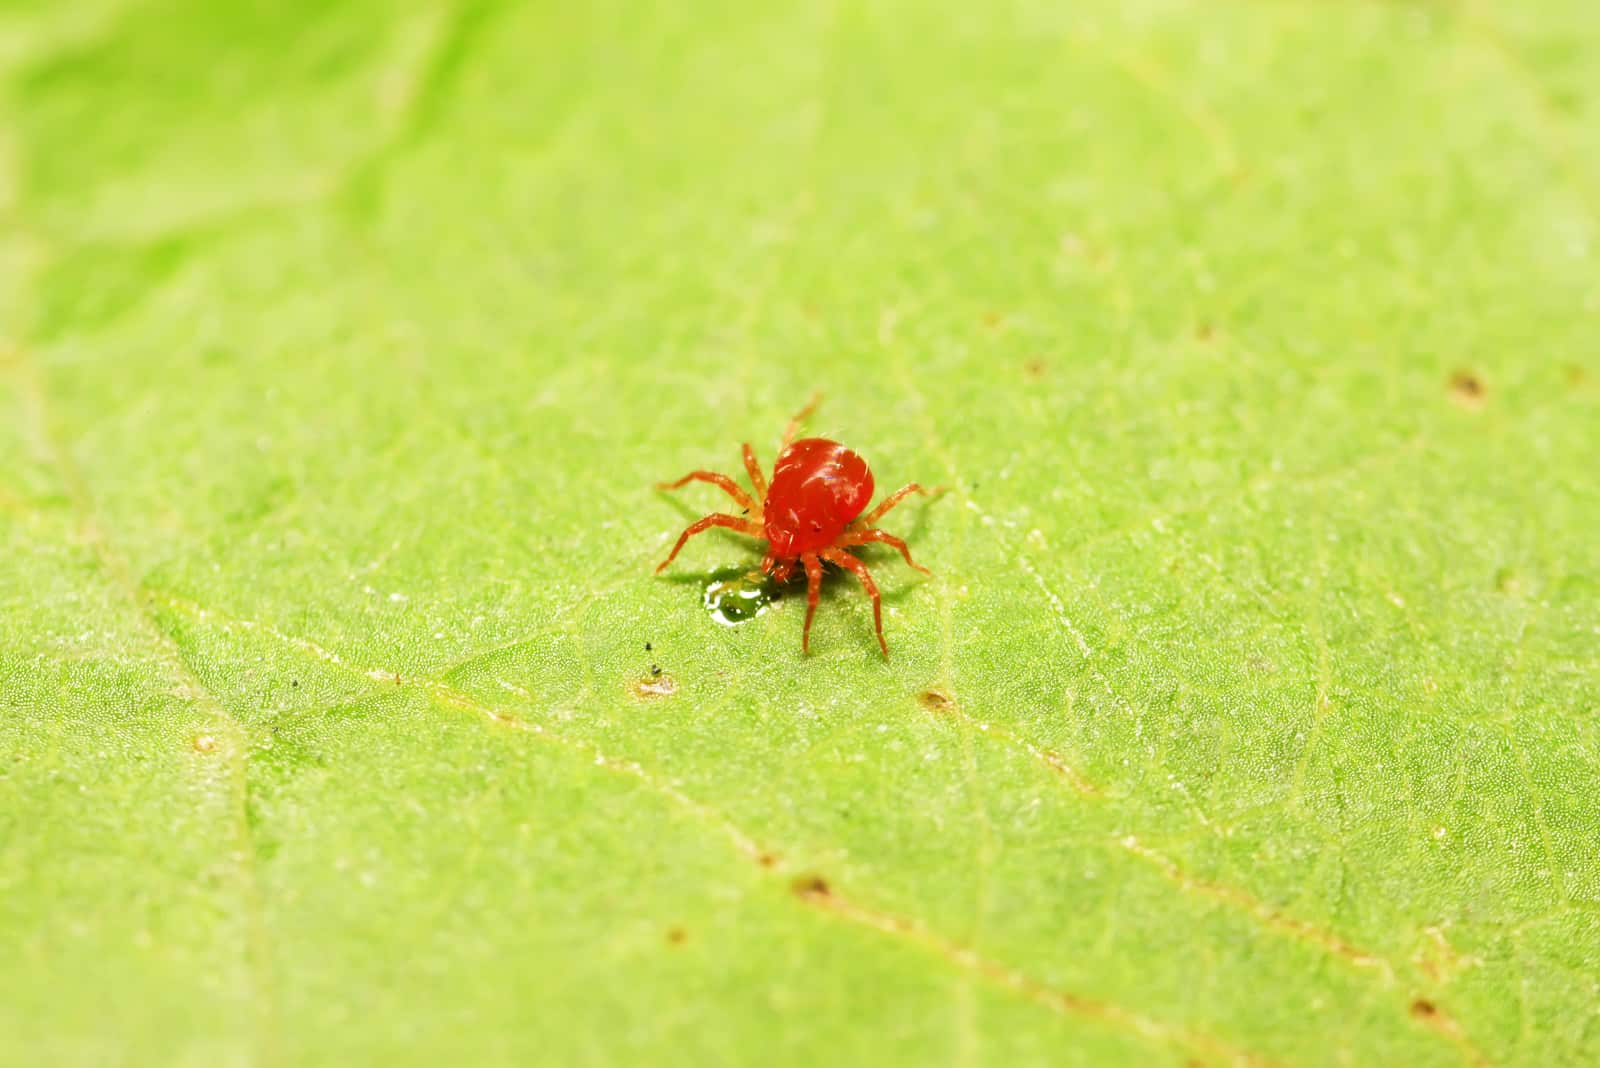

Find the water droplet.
[{"left": 704, "top": 569, "right": 781, "bottom": 626}]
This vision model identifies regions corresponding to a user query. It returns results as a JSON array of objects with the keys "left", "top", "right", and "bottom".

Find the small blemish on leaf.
[
  {"left": 758, "top": 852, "right": 780, "bottom": 869},
  {"left": 192, "top": 734, "right": 218, "bottom": 754},
  {"left": 791, "top": 874, "right": 831, "bottom": 900},
  {"left": 1410, "top": 998, "right": 1438, "bottom": 1020},
  {"left": 1448, "top": 370, "right": 1486, "bottom": 409},
  {"left": 666, "top": 927, "right": 687, "bottom": 946},
  {"left": 1023, "top": 358, "right": 1047, "bottom": 380},
  {"left": 1494, "top": 567, "right": 1525, "bottom": 595},
  {"left": 290, "top": 679, "right": 299, "bottom": 688},
  {"left": 631, "top": 673, "right": 677, "bottom": 699},
  {"left": 918, "top": 689, "right": 955, "bottom": 712}
]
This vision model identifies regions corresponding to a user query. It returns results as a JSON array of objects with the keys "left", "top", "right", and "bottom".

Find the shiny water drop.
[{"left": 704, "top": 569, "right": 781, "bottom": 626}]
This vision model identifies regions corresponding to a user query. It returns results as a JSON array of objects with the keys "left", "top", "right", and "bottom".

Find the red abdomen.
[{"left": 763, "top": 437, "right": 874, "bottom": 557}]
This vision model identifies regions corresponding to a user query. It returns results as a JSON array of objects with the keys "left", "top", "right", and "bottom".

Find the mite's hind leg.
[
  {"left": 741, "top": 444, "right": 768, "bottom": 501},
  {"left": 856, "top": 482, "right": 943, "bottom": 528},
  {"left": 820, "top": 549, "right": 887, "bottom": 658},
  {"left": 836, "top": 529, "right": 932, "bottom": 575},
  {"left": 780, "top": 393, "right": 823, "bottom": 451}
]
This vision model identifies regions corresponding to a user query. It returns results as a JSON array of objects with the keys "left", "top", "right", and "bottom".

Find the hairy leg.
[
  {"left": 801, "top": 552, "right": 824, "bottom": 654},
  {"left": 656, "top": 469, "right": 760, "bottom": 516},
  {"left": 741, "top": 444, "right": 768, "bottom": 500},
  {"left": 835, "top": 528, "right": 932, "bottom": 574},
  {"left": 655, "top": 513, "right": 763, "bottom": 573},
  {"left": 820, "top": 549, "right": 887, "bottom": 658},
  {"left": 780, "top": 392, "right": 823, "bottom": 451},
  {"left": 856, "top": 482, "right": 943, "bottom": 528}
]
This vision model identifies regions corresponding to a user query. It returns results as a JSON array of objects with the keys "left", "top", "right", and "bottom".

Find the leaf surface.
[{"left": 3, "top": 2, "right": 1598, "bottom": 1065}]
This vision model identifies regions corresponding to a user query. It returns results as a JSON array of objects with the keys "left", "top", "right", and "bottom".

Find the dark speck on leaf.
[
  {"left": 791, "top": 874, "right": 831, "bottom": 900},
  {"left": 644, "top": 642, "right": 652, "bottom": 652},
  {"left": 1449, "top": 369, "right": 1486, "bottom": 409},
  {"left": 650, "top": 664, "right": 662, "bottom": 676},
  {"left": 291, "top": 679, "right": 299, "bottom": 687}
]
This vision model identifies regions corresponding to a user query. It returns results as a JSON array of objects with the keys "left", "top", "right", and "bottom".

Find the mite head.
[{"left": 762, "top": 438, "right": 875, "bottom": 558}]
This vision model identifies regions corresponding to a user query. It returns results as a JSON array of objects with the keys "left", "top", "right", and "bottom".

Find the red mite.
[{"left": 655, "top": 396, "right": 942, "bottom": 657}]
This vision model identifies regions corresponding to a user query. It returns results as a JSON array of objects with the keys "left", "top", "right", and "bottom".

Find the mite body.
[{"left": 655, "top": 397, "right": 940, "bottom": 657}]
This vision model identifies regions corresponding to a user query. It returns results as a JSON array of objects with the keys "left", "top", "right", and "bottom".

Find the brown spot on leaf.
[
  {"left": 1448, "top": 370, "right": 1486, "bottom": 409},
  {"left": 918, "top": 689, "right": 955, "bottom": 712},
  {"left": 757, "top": 852, "right": 780, "bottom": 869},
  {"left": 791, "top": 874, "right": 831, "bottom": 900},
  {"left": 192, "top": 734, "right": 218, "bottom": 754},
  {"left": 1023, "top": 357, "right": 1047, "bottom": 380},
  {"left": 1410, "top": 998, "right": 1438, "bottom": 1019},
  {"left": 1195, "top": 320, "right": 1216, "bottom": 341},
  {"left": 630, "top": 673, "right": 678, "bottom": 699},
  {"left": 666, "top": 927, "right": 687, "bottom": 946}
]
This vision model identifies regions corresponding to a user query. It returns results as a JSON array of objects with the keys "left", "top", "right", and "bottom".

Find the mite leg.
[
  {"left": 821, "top": 549, "right": 887, "bottom": 658},
  {"left": 780, "top": 392, "right": 823, "bottom": 451},
  {"left": 655, "top": 513, "right": 763, "bottom": 573},
  {"left": 801, "top": 552, "right": 824, "bottom": 654},
  {"left": 855, "top": 482, "right": 944, "bottom": 528},
  {"left": 836, "top": 528, "right": 932, "bottom": 575},
  {"left": 656, "top": 469, "right": 760, "bottom": 515},
  {"left": 741, "top": 444, "right": 768, "bottom": 500}
]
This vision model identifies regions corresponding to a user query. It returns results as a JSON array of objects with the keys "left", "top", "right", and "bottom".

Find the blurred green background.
[{"left": 2, "top": 1, "right": 1597, "bottom": 1065}]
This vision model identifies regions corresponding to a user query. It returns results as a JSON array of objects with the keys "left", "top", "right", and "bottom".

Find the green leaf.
[{"left": 3, "top": 2, "right": 1598, "bottom": 1065}]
